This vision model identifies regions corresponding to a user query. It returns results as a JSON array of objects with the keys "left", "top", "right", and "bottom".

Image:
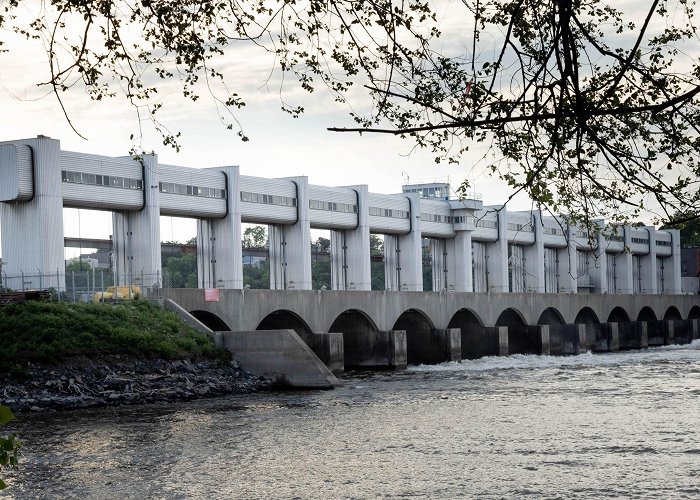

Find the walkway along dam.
[{"left": 162, "top": 288, "right": 700, "bottom": 371}]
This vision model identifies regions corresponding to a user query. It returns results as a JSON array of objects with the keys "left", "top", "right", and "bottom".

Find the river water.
[{"left": 2, "top": 341, "right": 700, "bottom": 499}]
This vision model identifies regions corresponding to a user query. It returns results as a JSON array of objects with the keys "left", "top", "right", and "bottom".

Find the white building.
[{"left": 0, "top": 136, "right": 682, "bottom": 294}]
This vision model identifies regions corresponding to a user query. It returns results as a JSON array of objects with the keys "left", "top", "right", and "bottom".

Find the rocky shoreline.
[{"left": 0, "top": 357, "right": 272, "bottom": 412}]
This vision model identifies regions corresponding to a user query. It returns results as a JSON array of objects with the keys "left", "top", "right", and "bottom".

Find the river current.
[{"left": 2, "top": 341, "right": 700, "bottom": 499}]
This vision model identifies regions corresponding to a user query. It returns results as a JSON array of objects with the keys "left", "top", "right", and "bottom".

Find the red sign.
[{"left": 204, "top": 288, "right": 220, "bottom": 302}]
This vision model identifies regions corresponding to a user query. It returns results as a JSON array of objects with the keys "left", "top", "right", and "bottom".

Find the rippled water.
[{"left": 2, "top": 342, "right": 700, "bottom": 499}]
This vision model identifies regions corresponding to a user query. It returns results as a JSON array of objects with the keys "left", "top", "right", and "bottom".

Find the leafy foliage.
[
  {"left": 242, "top": 226, "right": 268, "bottom": 249},
  {"left": 0, "top": 301, "right": 229, "bottom": 373},
  {"left": 162, "top": 252, "right": 198, "bottom": 288},
  {"left": 662, "top": 213, "right": 700, "bottom": 247},
  {"left": 1, "top": 1, "right": 698, "bottom": 227},
  {"left": 243, "top": 258, "right": 270, "bottom": 289},
  {"left": 370, "top": 234, "right": 385, "bottom": 291},
  {"left": 65, "top": 258, "right": 93, "bottom": 272},
  {"left": 0, "top": 405, "right": 20, "bottom": 491}
]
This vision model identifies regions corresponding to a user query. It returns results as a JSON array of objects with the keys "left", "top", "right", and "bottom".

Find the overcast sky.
[{"left": 0, "top": 0, "right": 681, "bottom": 258}]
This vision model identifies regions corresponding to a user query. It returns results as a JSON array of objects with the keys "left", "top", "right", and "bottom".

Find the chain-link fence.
[{"left": 0, "top": 269, "right": 170, "bottom": 303}]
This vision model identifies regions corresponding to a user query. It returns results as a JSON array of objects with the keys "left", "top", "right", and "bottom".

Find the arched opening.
[
  {"left": 448, "top": 308, "right": 488, "bottom": 359},
  {"left": 393, "top": 309, "right": 439, "bottom": 365},
  {"left": 256, "top": 310, "right": 312, "bottom": 336},
  {"left": 637, "top": 306, "right": 657, "bottom": 322},
  {"left": 663, "top": 306, "right": 682, "bottom": 321},
  {"left": 574, "top": 307, "right": 600, "bottom": 346},
  {"left": 496, "top": 308, "right": 536, "bottom": 355},
  {"left": 190, "top": 310, "right": 231, "bottom": 331},
  {"left": 329, "top": 310, "right": 379, "bottom": 369},
  {"left": 537, "top": 307, "right": 565, "bottom": 326},
  {"left": 607, "top": 307, "right": 630, "bottom": 323},
  {"left": 689, "top": 306, "right": 700, "bottom": 320}
]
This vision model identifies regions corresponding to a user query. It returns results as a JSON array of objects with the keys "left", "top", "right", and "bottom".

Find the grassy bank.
[{"left": 0, "top": 300, "right": 229, "bottom": 373}]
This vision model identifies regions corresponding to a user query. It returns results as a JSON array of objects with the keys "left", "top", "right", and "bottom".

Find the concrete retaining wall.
[{"left": 214, "top": 329, "right": 341, "bottom": 389}]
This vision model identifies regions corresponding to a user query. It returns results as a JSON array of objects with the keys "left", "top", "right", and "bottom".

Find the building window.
[
  {"left": 61, "top": 170, "right": 143, "bottom": 191},
  {"left": 240, "top": 191, "right": 296, "bottom": 207},
  {"left": 309, "top": 199, "right": 358, "bottom": 213},
  {"left": 158, "top": 182, "right": 226, "bottom": 199},
  {"left": 369, "top": 206, "right": 409, "bottom": 219},
  {"left": 420, "top": 213, "right": 453, "bottom": 223}
]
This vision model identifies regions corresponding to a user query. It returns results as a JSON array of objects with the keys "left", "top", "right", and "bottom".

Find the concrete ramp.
[{"left": 214, "top": 329, "right": 341, "bottom": 389}]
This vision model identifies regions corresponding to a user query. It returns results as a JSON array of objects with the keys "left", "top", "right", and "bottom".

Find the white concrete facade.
[{"left": 0, "top": 136, "right": 682, "bottom": 295}]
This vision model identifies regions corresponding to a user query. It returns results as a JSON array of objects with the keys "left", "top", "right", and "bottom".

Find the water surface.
[{"left": 3, "top": 342, "right": 700, "bottom": 499}]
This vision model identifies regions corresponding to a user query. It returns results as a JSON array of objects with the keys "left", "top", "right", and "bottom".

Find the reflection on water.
[{"left": 3, "top": 341, "right": 700, "bottom": 499}]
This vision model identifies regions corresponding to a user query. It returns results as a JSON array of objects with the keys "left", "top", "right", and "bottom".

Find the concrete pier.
[
  {"left": 344, "top": 330, "right": 407, "bottom": 370},
  {"left": 619, "top": 321, "right": 648, "bottom": 350},
  {"left": 673, "top": 320, "right": 693, "bottom": 344},
  {"left": 549, "top": 324, "right": 587, "bottom": 355},
  {"left": 461, "top": 326, "right": 508, "bottom": 359},
  {"left": 300, "top": 332, "right": 344, "bottom": 375},
  {"left": 647, "top": 320, "right": 669, "bottom": 346},
  {"left": 440, "top": 328, "right": 462, "bottom": 362},
  {"left": 588, "top": 322, "right": 619, "bottom": 352}
]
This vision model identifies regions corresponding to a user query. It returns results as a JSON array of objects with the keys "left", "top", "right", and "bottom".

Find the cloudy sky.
[
  {"left": 0, "top": 2, "right": 533, "bottom": 254},
  {"left": 0, "top": 0, "right": 681, "bottom": 256}
]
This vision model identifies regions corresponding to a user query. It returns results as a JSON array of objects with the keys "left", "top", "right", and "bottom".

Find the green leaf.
[
  {"left": 0, "top": 406, "right": 14, "bottom": 426},
  {"left": 0, "top": 477, "right": 7, "bottom": 490}
]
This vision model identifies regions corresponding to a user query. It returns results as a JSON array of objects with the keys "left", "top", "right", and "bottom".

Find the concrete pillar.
[
  {"left": 666, "top": 228, "right": 682, "bottom": 294},
  {"left": 549, "top": 324, "right": 586, "bottom": 355},
  {"left": 664, "top": 320, "right": 675, "bottom": 345},
  {"left": 444, "top": 328, "right": 462, "bottom": 362},
  {"left": 195, "top": 166, "right": 243, "bottom": 290},
  {"left": 535, "top": 324, "right": 550, "bottom": 355},
  {"left": 198, "top": 192, "right": 245, "bottom": 288},
  {"left": 463, "top": 325, "right": 507, "bottom": 358},
  {"left": 330, "top": 185, "right": 371, "bottom": 291},
  {"left": 112, "top": 153, "right": 161, "bottom": 287},
  {"left": 692, "top": 319, "right": 699, "bottom": 340},
  {"left": 431, "top": 238, "right": 448, "bottom": 291},
  {"left": 343, "top": 329, "right": 406, "bottom": 370},
  {"left": 615, "top": 226, "right": 635, "bottom": 294},
  {"left": 196, "top": 219, "right": 215, "bottom": 288},
  {"left": 485, "top": 206, "right": 508, "bottom": 292},
  {"left": 447, "top": 230, "right": 473, "bottom": 292},
  {"left": 269, "top": 176, "right": 311, "bottom": 290},
  {"left": 639, "top": 227, "right": 657, "bottom": 294},
  {"left": 591, "top": 223, "right": 608, "bottom": 294},
  {"left": 557, "top": 224, "right": 578, "bottom": 293},
  {"left": 523, "top": 211, "right": 545, "bottom": 293},
  {"left": 679, "top": 320, "right": 691, "bottom": 344},
  {"left": 0, "top": 137, "right": 65, "bottom": 290},
  {"left": 300, "top": 332, "right": 344, "bottom": 374},
  {"left": 647, "top": 321, "right": 667, "bottom": 346},
  {"left": 592, "top": 322, "right": 620, "bottom": 352},
  {"left": 609, "top": 323, "right": 620, "bottom": 351},
  {"left": 384, "top": 194, "right": 422, "bottom": 291},
  {"left": 619, "top": 321, "right": 648, "bottom": 349}
]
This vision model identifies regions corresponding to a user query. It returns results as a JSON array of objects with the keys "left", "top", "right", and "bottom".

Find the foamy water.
[{"left": 408, "top": 339, "right": 700, "bottom": 373}]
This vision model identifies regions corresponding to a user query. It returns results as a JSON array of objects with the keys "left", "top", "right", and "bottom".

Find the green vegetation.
[
  {"left": 0, "top": 300, "right": 229, "bottom": 373},
  {"left": 0, "top": 406, "right": 20, "bottom": 490},
  {"left": 163, "top": 252, "right": 198, "bottom": 288},
  {"left": 662, "top": 213, "right": 700, "bottom": 248}
]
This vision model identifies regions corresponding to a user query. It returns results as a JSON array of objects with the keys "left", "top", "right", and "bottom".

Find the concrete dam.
[{"left": 161, "top": 289, "right": 700, "bottom": 373}]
